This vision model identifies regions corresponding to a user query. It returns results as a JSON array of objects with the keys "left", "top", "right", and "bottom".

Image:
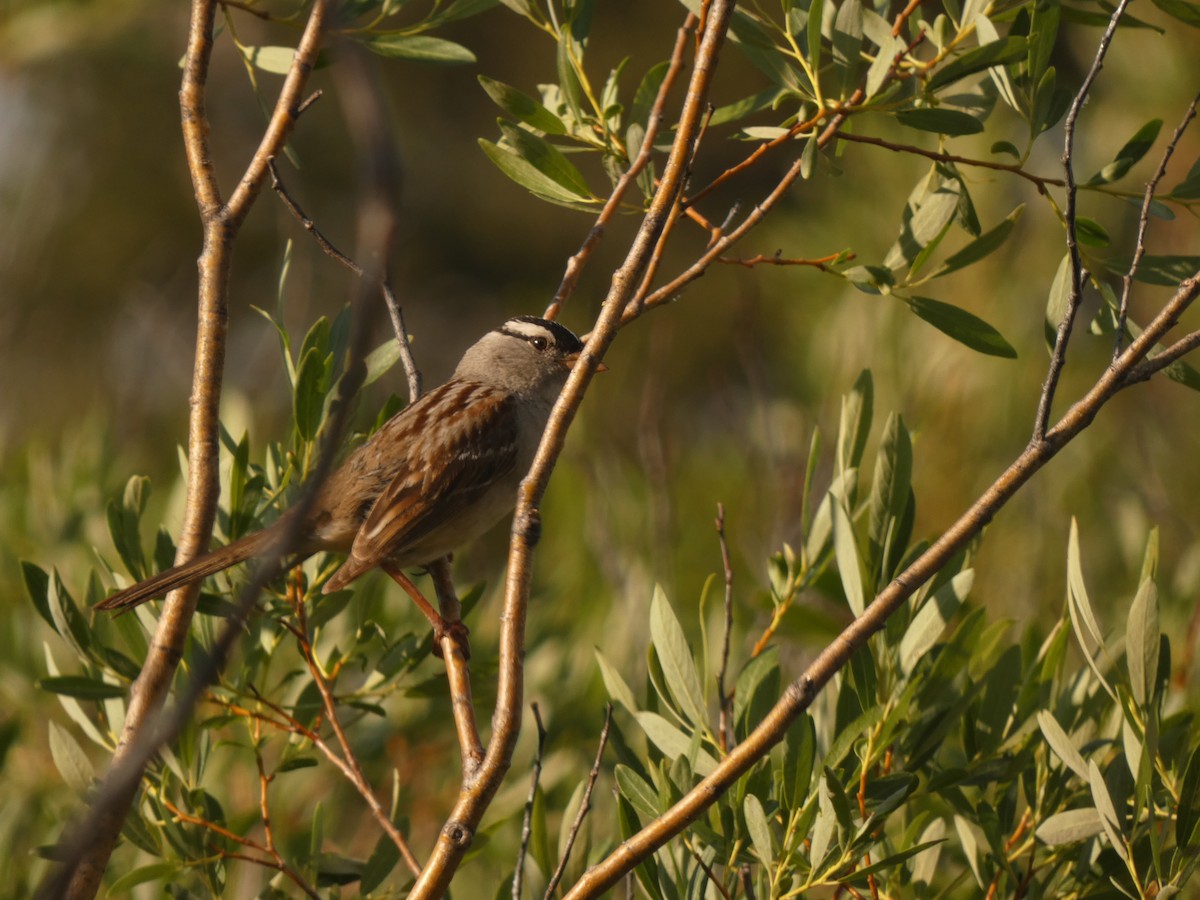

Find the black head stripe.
[{"left": 501, "top": 315, "right": 584, "bottom": 354}]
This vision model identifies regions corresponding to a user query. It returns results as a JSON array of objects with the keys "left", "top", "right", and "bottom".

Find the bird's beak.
[{"left": 564, "top": 352, "right": 608, "bottom": 373}]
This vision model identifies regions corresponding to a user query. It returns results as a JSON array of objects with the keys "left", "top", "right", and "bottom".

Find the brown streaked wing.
[{"left": 348, "top": 384, "right": 518, "bottom": 567}]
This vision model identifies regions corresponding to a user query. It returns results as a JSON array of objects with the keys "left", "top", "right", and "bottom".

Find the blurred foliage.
[{"left": 2, "top": 0, "right": 1200, "bottom": 895}]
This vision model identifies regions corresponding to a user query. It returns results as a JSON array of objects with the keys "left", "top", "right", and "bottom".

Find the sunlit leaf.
[
  {"left": 904, "top": 296, "right": 1017, "bottom": 358},
  {"left": 363, "top": 33, "right": 477, "bottom": 64}
]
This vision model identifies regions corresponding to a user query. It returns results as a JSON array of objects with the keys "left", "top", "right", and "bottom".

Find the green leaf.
[
  {"left": 39, "top": 676, "right": 126, "bottom": 700},
  {"left": 744, "top": 794, "right": 774, "bottom": 867},
  {"left": 244, "top": 46, "right": 296, "bottom": 74},
  {"left": 107, "top": 863, "right": 183, "bottom": 894},
  {"left": 48, "top": 721, "right": 94, "bottom": 796},
  {"left": 1169, "top": 157, "right": 1200, "bottom": 199},
  {"left": 927, "top": 36, "right": 1028, "bottom": 91},
  {"left": 991, "top": 140, "right": 1021, "bottom": 158},
  {"left": 733, "top": 648, "right": 780, "bottom": 741},
  {"left": 1066, "top": 518, "right": 1116, "bottom": 699},
  {"left": 1075, "top": 216, "right": 1110, "bottom": 248},
  {"left": 293, "top": 346, "right": 330, "bottom": 442},
  {"left": 1046, "top": 252, "right": 1073, "bottom": 333},
  {"left": 649, "top": 587, "right": 707, "bottom": 728},
  {"left": 478, "top": 75, "right": 567, "bottom": 134},
  {"left": 781, "top": 715, "right": 817, "bottom": 811},
  {"left": 896, "top": 108, "right": 984, "bottom": 136},
  {"left": 615, "top": 764, "right": 661, "bottom": 819},
  {"left": 1126, "top": 577, "right": 1159, "bottom": 706},
  {"left": 480, "top": 123, "right": 594, "bottom": 204},
  {"left": 23, "top": 561, "right": 54, "bottom": 633},
  {"left": 867, "top": 413, "right": 913, "bottom": 560},
  {"left": 634, "top": 712, "right": 718, "bottom": 776},
  {"left": 1037, "top": 710, "right": 1090, "bottom": 780},
  {"left": 360, "top": 833, "right": 401, "bottom": 894},
  {"left": 899, "top": 569, "right": 973, "bottom": 674},
  {"left": 1036, "top": 807, "right": 1105, "bottom": 844},
  {"left": 595, "top": 648, "right": 639, "bottom": 714},
  {"left": 1089, "top": 760, "right": 1129, "bottom": 860},
  {"left": 934, "top": 204, "right": 1023, "bottom": 278},
  {"left": 1103, "top": 254, "right": 1200, "bottom": 286},
  {"left": 904, "top": 296, "right": 1017, "bottom": 358},
  {"left": 836, "top": 369, "right": 874, "bottom": 476},
  {"left": 1150, "top": 0, "right": 1200, "bottom": 26},
  {"left": 1177, "top": 742, "right": 1200, "bottom": 849},
  {"left": 1087, "top": 119, "right": 1163, "bottom": 185},
  {"left": 362, "top": 33, "right": 477, "bottom": 65},
  {"left": 807, "top": 0, "right": 826, "bottom": 76},
  {"left": 831, "top": 493, "right": 865, "bottom": 615}
]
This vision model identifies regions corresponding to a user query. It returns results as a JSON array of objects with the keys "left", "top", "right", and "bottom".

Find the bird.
[{"left": 94, "top": 315, "right": 595, "bottom": 648}]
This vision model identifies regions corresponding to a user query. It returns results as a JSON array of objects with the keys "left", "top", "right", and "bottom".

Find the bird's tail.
[{"left": 94, "top": 527, "right": 281, "bottom": 613}]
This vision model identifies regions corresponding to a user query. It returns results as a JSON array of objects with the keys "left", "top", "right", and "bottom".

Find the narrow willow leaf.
[
  {"left": 293, "top": 345, "right": 329, "bottom": 441},
  {"left": 1126, "top": 578, "right": 1159, "bottom": 706},
  {"left": 911, "top": 819, "right": 946, "bottom": 886},
  {"left": 807, "top": 0, "right": 826, "bottom": 74},
  {"left": 478, "top": 139, "right": 592, "bottom": 205},
  {"left": 900, "top": 570, "right": 974, "bottom": 674},
  {"left": 868, "top": 413, "right": 913, "bottom": 558},
  {"left": 1046, "top": 253, "right": 1073, "bottom": 332},
  {"left": 831, "top": 495, "right": 865, "bottom": 616},
  {"left": 478, "top": 75, "right": 567, "bottom": 134},
  {"left": 782, "top": 715, "right": 817, "bottom": 810},
  {"left": 1089, "top": 760, "right": 1129, "bottom": 860},
  {"left": 1101, "top": 253, "right": 1200, "bottom": 287},
  {"left": 897, "top": 108, "right": 984, "bottom": 135},
  {"left": 991, "top": 140, "right": 1021, "bottom": 158},
  {"left": 1067, "top": 520, "right": 1108, "bottom": 653},
  {"left": 1150, "top": 0, "right": 1200, "bottom": 26},
  {"left": 934, "top": 204, "right": 1024, "bottom": 278},
  {"left": 1075, "top": 216, "right": 1110, "bottom": 248},
  {"left": 1177, "top": 742, "right": 1200, "bottom": 849},
  {"left": 1087, "top": 119, "right": 1162, "bottom": 185},
  {"left": 244, "top": 46, "right": 296, "bottom": 74},
  {"left": 836, "top": 370, "right": 874, "bottom": 476},
  {"left": 497, "top": 121, "right": 590, "bottom": 196},
  {"left": 1036, "top": 807, "right": 1105, "bottom": 844},
  {"left": 928, "top": 36, "right": 1028, "bottom": 91},
  {"left": 1169, "top": 156, "right": 1200, "bottom": 199},
  {"left": 615, "top": 765, "right": 660, "bottom": 819},
  {"left": 635, "top": 712, "right": 718, "bottom": 776},
  {"left": 649, "top": 587, "right": 708, "bottom": 727},
  {"left": 1037, "top": 710, "right": 1090, "bottom": 779},
  {"left": 809, "top": 776, "right": 836, "bottom": 870},
  {"left": 48, "top": 721, "right": 94, "bottom": 796},
  {"left": 954, "top": 815, "right": 985, "bottom": 887},
  {"left": 743, "top": 794, "right": 774, "bottom": 867},
  {"left": 905, "top": 296, "right": 1017, "bottom": 358},
  {"left": 360, "top": 833, "right": 401, "bottom": 894},
  {"left": 39, "top": 676, "right": 127, "bottom": 700},
  {"left": 362, "top": 34, "right": 477, "bottom": 64},
  {"left": 107, "top": 864, "right": 184, "bottom": 894},
  {"left": 595, "top": 649, "right": 639, "bottom": 713}
]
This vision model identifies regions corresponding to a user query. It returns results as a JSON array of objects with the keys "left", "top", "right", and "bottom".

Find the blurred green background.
[{"left": 2, "top": 0, "right": 1198, "bottom": 894}]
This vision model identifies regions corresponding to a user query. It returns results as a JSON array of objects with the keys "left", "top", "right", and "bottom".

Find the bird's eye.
[{"left": 530, "top": 336, "right": 549, "bottom": 351}]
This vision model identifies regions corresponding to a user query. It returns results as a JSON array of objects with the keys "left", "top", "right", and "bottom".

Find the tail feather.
[{"left": 95, "top": 528, "right": 280, "bottom": 613}]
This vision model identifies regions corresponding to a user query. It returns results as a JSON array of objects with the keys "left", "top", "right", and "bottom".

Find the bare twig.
[
  {"left": 1033, "top": 0, "right": 1131, "bottom": 441},
  {"left": 686, "top": 839, "right": 733, "bottom": 900},
  {"left": 288, "top": 585, "right": 423, "bottom": 877},
  {"left": 269, "top": 158, "right": 423, "bottom": 402},
  {"left": 835, "top": 132, "right": 1063, "bottom": 193},
  {"left": 1114, "top": 89, "right": 1200, "bottom": 359},
  {"left": 544, "top": 705, "right": 613, "bottom": 898},
  {"left": 714, "top": 505, "right": 735, "bottom": 753},
  {"left": 544, "top": 11, "right": 696, "bottom": 321},
  {"left": 514, "top": 704, "right": 548, "bottom": 900},
  {"left": 159, "top": 797, "right": 322, "bottom": 900},
  {"left": 715, "top": 252, "right": 849, "bottom": 271}
]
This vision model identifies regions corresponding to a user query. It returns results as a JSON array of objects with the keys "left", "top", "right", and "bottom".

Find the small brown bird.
[{"left": 95, "top": 316, "right": 592, "bottom": 642}]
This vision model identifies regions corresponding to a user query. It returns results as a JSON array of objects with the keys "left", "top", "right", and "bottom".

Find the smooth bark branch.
[
  {"left": 563, "top": 274, "right": 1200, "bottom": 898},
  {"left": 40, "top": 4, "right": 333, "bottom": 898},
  {"left": 407, "top": 2, "right": 738, "bottom": 895}
]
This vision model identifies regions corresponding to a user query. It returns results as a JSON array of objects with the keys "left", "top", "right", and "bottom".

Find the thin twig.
[
  {"left": 1114, "top": 89, "right": 1200, "bottom": 359},
  {"left": 544, "top": 705, "right": 613, "bottom": 898},
  {"left": 514, "top": 704, "right": 548, "bottom": 900},
  {"left": 160, "top": 797, "right": 321, "bottom": 899},
  {"left": 685, "top": 838, "right": 733, "bottom": 900},
  {"left": 543, "top": 11, "right": 697, "bottom": 321},
  {"left": 714, "top": 505, "right": 735, "bottom": 753},
  {"left": 1033, "top": 0, "right": 1131, "bottom": 441},
  {"left": 268, "top": 158, "right": 423, "bottom": 402},
  {"left": 1122, "top": 322, "right": 1200, "bottom": 385},
  {"left": 739, "top": 864, "right": 756, "bottom": 899},
  {"left": 715, "top": 252, "right": 849, "bottom": 271},
  {"left": 835, "top": 132, "right": 1062, "bottom": 193},
  {"left": 289, "top": 584, "right": 423, "bottom": 877}
]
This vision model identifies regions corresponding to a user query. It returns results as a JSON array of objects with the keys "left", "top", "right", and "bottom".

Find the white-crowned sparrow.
[{"left": 95, "top": 316, "right": 592, "bottom": 637}]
